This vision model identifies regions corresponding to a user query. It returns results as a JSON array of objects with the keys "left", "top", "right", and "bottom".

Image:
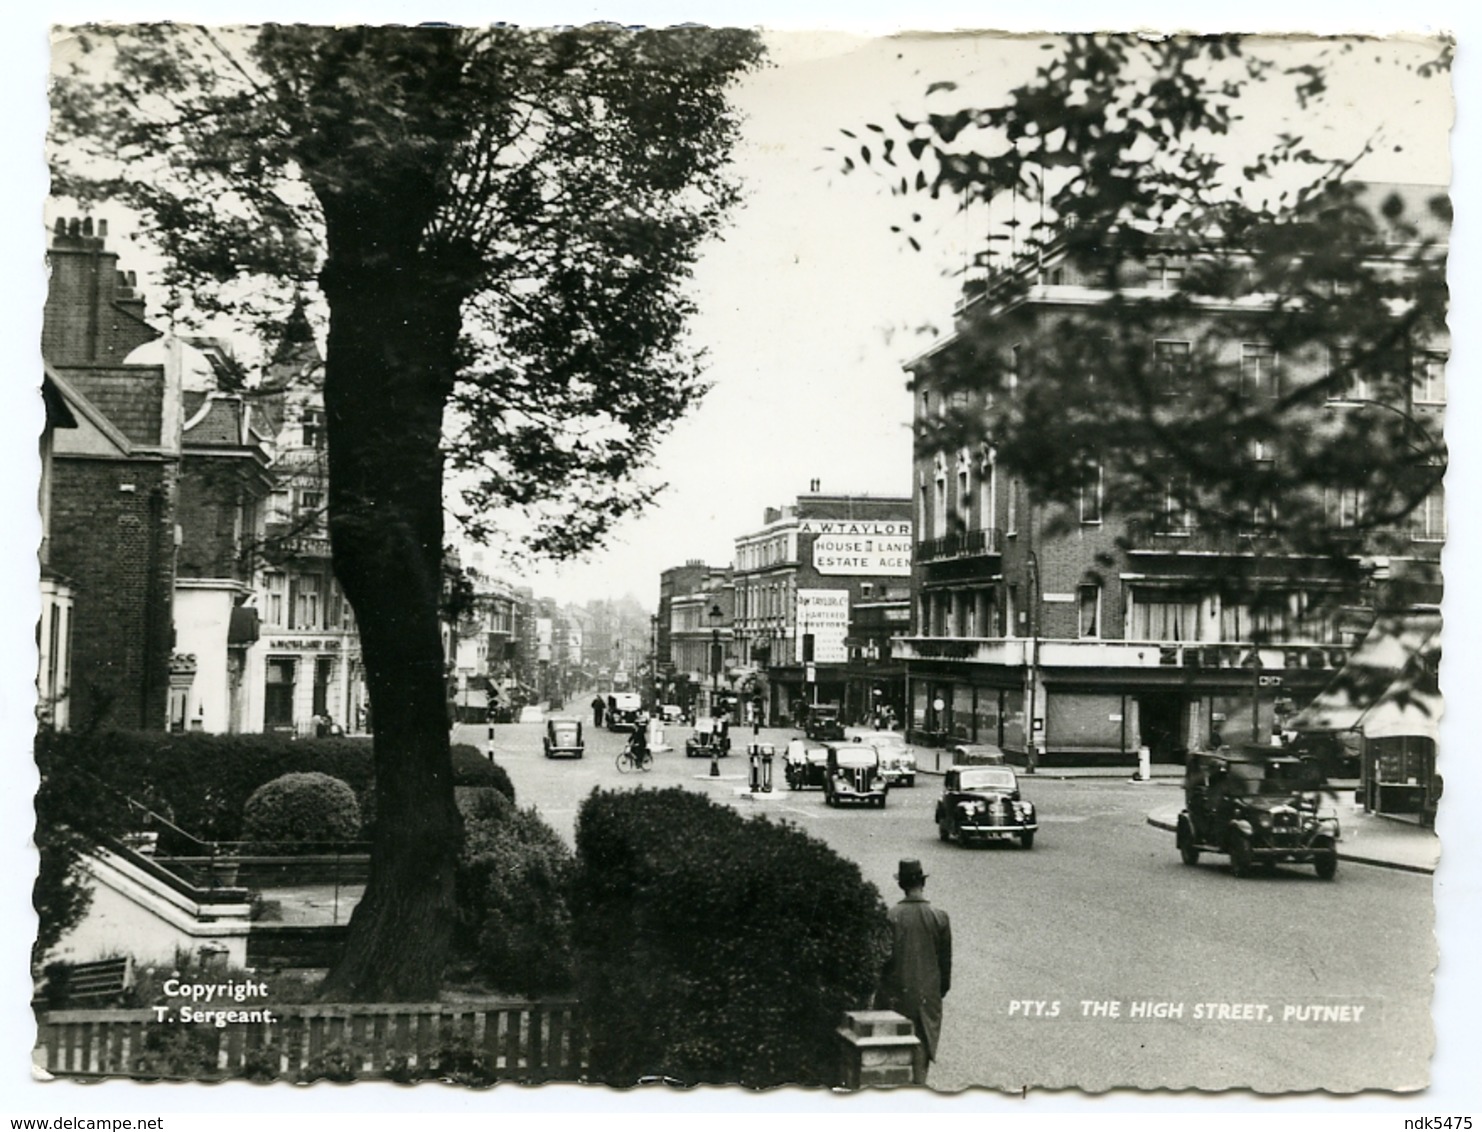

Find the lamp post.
[{"left": 708, "top": 603, "right": 723, "bottom": 718}]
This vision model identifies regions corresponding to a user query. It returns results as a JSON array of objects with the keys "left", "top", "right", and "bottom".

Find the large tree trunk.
[{"left": 314, "top": 244, "right": 465, "bottom": 1001}]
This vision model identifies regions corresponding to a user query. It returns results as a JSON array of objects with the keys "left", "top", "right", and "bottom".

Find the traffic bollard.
[
  {"left": 710, "top": 752, "right": 720, "bottom": 777},
  {"left": 748, "top": 744, "right": 761, "bottom": 792},
  {"left": 760, "top": 743, "right": 775, "bottom": 792}
]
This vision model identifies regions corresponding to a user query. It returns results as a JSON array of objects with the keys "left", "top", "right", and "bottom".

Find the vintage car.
[
  {"left": 946, "top": 742, "right": 1007, "bottom": 767},
  {"left": 543, "top": 717, "right": 585, "bottom": 759},
  {"left": 659, "top": 704, "right": 686, "bottom": 726},
  {"left": 823, "top": 741, "right": 888, "bottom": 808},
  {"left": 935, "top": 764, "right": 1037, "bottom": 848},
  {"left": 1177, "top": 748, "right": 1340, "bottom": 878},
  {"left": 847, "top": 729, "right": 918, "bottom": 786},
  {"left": 606, "top": 692, "right": 644, "bottom": 732},
  {"left": 804, "top": 702, "right": 847, "bottom": 742},
  {"left": 685, "top": 717, "right": 732, "bottom": 758},
  {"left": 783, "top": 737, "right": 829, "bottom": 790}
]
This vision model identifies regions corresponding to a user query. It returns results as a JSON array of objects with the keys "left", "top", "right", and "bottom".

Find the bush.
[
  {"left": 452, "top": 789, "right": 573, "bottom": 996},
  {"left": 451, "top": 744, "right": 516, "bottom": 802},
  {"left": 242, "top": 772, "right": 363, "bottom": 850},
  {"left": 571, "top": 788, "right": 890, "bottom": 1088}
]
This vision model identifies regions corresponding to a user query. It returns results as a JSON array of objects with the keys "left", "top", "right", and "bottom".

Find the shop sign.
[
  {"left": 266, "top": 637, "right": 342, "bottom": 651},
  {"left": 796, "top": 589, "right": 849, "bottom": 663}
]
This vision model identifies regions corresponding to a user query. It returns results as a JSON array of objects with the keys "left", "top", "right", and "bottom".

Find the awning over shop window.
[{"left": 1290, "top": 612, "right": 1441, "bottom": 741}]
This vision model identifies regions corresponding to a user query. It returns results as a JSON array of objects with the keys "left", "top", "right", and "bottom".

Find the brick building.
[
  {"left": 40, "top": 218, "right": 180, "bottom": 731},
  {"left": 899, "top": 185, "right": 1446, "bottom": 767},
  {"left": 732, "top": 489, "right": 912, "bottom": 727}
]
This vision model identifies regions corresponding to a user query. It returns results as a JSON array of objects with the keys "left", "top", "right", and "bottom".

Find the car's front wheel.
[
  {"left": 1020, "top": 830, "right": 1035, "bottom": 850},
  {"left": 1315, "top": 851, "right": 1338, "bottom": 880},
  {"left": 937, "top": 817, "right": 950, "bottom": 842},
  {"left": 903, "top": 775, "right": 916, "bottom": 788}
]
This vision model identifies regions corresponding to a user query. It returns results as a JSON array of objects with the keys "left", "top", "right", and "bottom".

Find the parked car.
[
  {"left": 935, "top": 764, "right": 1037, "bottom": 848},
  {"left": 946, "top": 742, "right": 1006, "bottom": 766},
  {"left": 823, "top": 741, "right": 888, "bottom": 808},
  {"left": 543, "top": 717, "right": 585, "bottom": 759},
  {"left": 783, "top": 737, "right": 829, "bottom": 790},
  {"left": 804, "top": 702, "right": 846, "bottom": 742},
  {"left": 606, "top": 692, "right": 644, "bottom": 732},
  {"left": 685, "top": 717, "right": 731, "bottom": 758},
  {"left": 659, "top": 704, "right": 686, "bottom": 726},
  {"left": 847, "top": 730, "right": 918, "bottom": 786},
  {"left": 1176, "top": 747, "right": 1340, "bottom": 879}
]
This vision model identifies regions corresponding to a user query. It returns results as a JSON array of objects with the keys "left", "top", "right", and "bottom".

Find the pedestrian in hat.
[{"left": 876, "top": 858, "right": 952, "bottom": 1085}]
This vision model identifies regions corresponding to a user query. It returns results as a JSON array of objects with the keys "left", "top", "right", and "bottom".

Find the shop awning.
[{"left": 1290, "top": 612, "right": 1441, "bottom": 741}]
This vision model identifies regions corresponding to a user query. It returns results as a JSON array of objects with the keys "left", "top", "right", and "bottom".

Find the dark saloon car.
[
  {"left": 823, "top": 741, "right": 887, "bottom": 808},
  {"left": 935, "top": 764, "right": 1038, "bottom": 848},
  {"left": 804, "top": 702, "right": 847, "bottom": 743},
  {"left": 543, "top": 717, "right": 584, "bottom": 759},
  {"left": 1177, "top": 748, "right": 1340, "bottom": 879}
]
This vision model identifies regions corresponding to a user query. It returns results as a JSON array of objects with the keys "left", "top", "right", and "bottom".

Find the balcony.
[
  {"left": 915, "top": 527, "right": 1002, "bottom": 564},
  {"left": 900, "top": 635, "right": 1351, "bottom": 672}
]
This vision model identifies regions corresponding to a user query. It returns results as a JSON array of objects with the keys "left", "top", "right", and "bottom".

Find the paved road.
[{"left": 461, "top": 718, "right": 1434, "bottom": 1093}]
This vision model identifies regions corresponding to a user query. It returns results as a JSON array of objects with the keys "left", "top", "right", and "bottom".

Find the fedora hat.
[{"left": 896, "top": 858, "right": 927, "bottom": 886}]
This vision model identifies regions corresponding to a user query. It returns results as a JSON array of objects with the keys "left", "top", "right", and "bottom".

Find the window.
[
  {"left": 1412, "top": 482, "right": 1446, "bottom": 541},
  {"left": 957, "top": 465, "right": 971, "bottom": 526},
  {"left": 1080, "top": 463, "right": 1103, "bottom": 524},
  {"left": 1219, "top": 600, "right": 1286, "bottom": 643},
  {"left": 861, "top": 583, "right": 873, "bottom": 599},
  {"left": 1240, "top": 343, "right": 1278, "bottom": 399},
  {"left": 262, "top": 571, "right": 286, "bottom": 627},
  {"left": 980, "top": 456, "right": 997, "bottom": 530},
  {"left": 293, "top": 572, "right": 321, "bottom": 631},
  {"left": 1160, "top": 261, "right": 1185, "bottom": 291},
  {"left": 302, "top": 409, "right": 326, "bottom": 448},
  {"left": 1131, "top": 592, "right": 1200, "bottom": 641},
  {"left": 1328, "top": 486, "right": 1368, "bottom": 529},
  {"left": 1078, "top": 584, "right": 1101, "bottom": 639},
  {"left": 297, "top": 490, "right": 325, "bottom": 532},
  {"left": 1155, "top": 340, "right": 1193, "bottom": 397},
  {"left": 933, "top": 473, "right": 948, "bottom": 538},
  {"left": 1007, "top": 477, "right": 1019, "bottom": 535},
  {"left": 1326, "top": 348, "right": 1370, "bottom": 401},
  {"left": 1164, "top": 478, "right": 1194, "bottom": 532},
  {"left": 1007, "top": 585, "right": 1020, "bottom": 636},
  {"left": 1414, "top": 351, "right": 1447, "bottom": 405}
]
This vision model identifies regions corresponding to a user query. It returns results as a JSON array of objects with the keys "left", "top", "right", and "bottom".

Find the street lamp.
[{"left": 708, "top": 603, "right": 724, "bottom": 718}]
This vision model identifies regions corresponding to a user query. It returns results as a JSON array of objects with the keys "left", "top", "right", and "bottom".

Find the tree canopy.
[
  {"left": 51, "top": 23, "right": 765, "bottom": 556},
  {"left": 841, "top": 33, "right": 1449, "bottom": 609}
]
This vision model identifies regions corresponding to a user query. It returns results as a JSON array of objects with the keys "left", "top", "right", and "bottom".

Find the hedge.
[
  {"left": 571, "top": 787, "right": 891, "bottom": 1088},
  {"left": 452, "top": 789, "right": 574, "bottom": 996},
  {"left": 34, "top": 730, "right": 514, "bottom": 848}
]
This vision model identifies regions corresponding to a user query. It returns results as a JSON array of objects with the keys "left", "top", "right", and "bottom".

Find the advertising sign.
[
  {"left": 802, "top": 519, "right": 913, "bottom": 576},
  {"left": 796, "top": 589, "right": 849, "bottom": 663}
]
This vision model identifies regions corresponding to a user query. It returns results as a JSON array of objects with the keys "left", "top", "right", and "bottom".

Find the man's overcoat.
[{"left": 877, "top": 894, "right": 952, "bottom": 1060}]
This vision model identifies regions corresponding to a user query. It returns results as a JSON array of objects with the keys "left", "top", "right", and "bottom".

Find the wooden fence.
[{"left": 36, "top": 999, "right": 585, "bottom": 1083}]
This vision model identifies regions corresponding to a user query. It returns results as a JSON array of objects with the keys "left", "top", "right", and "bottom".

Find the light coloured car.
[{"left": 846, "top": 729, "right": 918, "bottom": 787}]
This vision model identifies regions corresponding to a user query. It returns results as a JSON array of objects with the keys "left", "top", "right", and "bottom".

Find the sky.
[{"left": 4, "top": 0, "right": 1480, "bottom": 1118}]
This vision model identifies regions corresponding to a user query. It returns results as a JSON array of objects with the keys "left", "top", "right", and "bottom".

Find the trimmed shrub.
[
  {"left": 452, "top": 789, "right": 573, "bottom": 996},
  {"left": 242, "top": 772, "right": 363, "bottom": 851},
  {"left": 451, "top": 744, "right": 516, "bottom": 802},
  {"left": 571, "top": 787, "right": 891, "bottom": 1088}
]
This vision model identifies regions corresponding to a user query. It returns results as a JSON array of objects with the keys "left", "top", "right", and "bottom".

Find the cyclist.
[{"left": 626, "top": 715, "right": 652, "bottom": 769}]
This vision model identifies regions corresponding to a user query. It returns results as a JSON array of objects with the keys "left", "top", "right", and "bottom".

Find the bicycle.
[{"left": 615, "top": 739, "right": 653, "bottom": 774}]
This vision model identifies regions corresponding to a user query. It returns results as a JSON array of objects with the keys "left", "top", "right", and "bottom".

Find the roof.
[{"left": 1290, "top": 612, "right": 1442, "bottom": 741}]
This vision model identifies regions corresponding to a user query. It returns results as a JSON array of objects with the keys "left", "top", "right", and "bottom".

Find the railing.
[
  {"left": 36, "top": 999, "right": 585, "bottom": 1082},
  {"left": 916, "top": 528, "right": 1002, "bottom": 563}
]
